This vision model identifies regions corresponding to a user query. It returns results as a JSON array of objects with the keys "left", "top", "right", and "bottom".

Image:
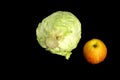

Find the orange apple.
[{"left": 83, "top": 38, "right": 107, "bottom": 64}]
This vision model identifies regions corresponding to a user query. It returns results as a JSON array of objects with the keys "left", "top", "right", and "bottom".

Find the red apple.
[{"left": 83, "top": 38, "right": 107, "bottom": 64}]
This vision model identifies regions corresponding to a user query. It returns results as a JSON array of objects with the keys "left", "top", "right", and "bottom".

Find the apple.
[{"left": 83, "top": 38, "right": 107, "bottom": 64}]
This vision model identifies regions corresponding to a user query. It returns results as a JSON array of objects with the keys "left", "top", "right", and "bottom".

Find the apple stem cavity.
[{"left": 93, "top": 44, "right": 97, "bottom": 48}]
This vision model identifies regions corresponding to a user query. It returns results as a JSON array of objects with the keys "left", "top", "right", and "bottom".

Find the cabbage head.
[{"left": 36, "top": 11, "right": 81, "bottom": 60}]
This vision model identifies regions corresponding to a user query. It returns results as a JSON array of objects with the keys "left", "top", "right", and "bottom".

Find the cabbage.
[{"left": 36, "top": 11, "right": 81, "bottom": 60}]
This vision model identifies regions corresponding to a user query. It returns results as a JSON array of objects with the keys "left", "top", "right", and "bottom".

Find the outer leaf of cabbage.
[{"left": 36, "top": 11, "right": 81, "bottom": 60}]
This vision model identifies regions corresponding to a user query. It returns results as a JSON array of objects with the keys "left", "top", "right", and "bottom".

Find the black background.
[
  {"left": 1, "top": 0, "right": 119, "bottom": 79},
  {"left": 30, "top": 0, "right": 116, "bottom": 68}
]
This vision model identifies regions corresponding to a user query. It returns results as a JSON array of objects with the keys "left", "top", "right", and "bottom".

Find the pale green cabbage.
[{"left": 36, "top": 11, "right": 81, "bottom": 60}]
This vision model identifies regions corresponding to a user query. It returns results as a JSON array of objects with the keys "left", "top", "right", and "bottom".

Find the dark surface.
[
  {"left": 1, "top": 0, "right": 118, "bottom": 78},
  {"left": 25, "top": 0, "right": 117, "bottom": 73}
]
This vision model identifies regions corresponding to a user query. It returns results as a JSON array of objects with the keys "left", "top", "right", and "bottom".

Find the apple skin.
[{"left": 83, "top": 38, "right": 107, "bottom": 64}]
